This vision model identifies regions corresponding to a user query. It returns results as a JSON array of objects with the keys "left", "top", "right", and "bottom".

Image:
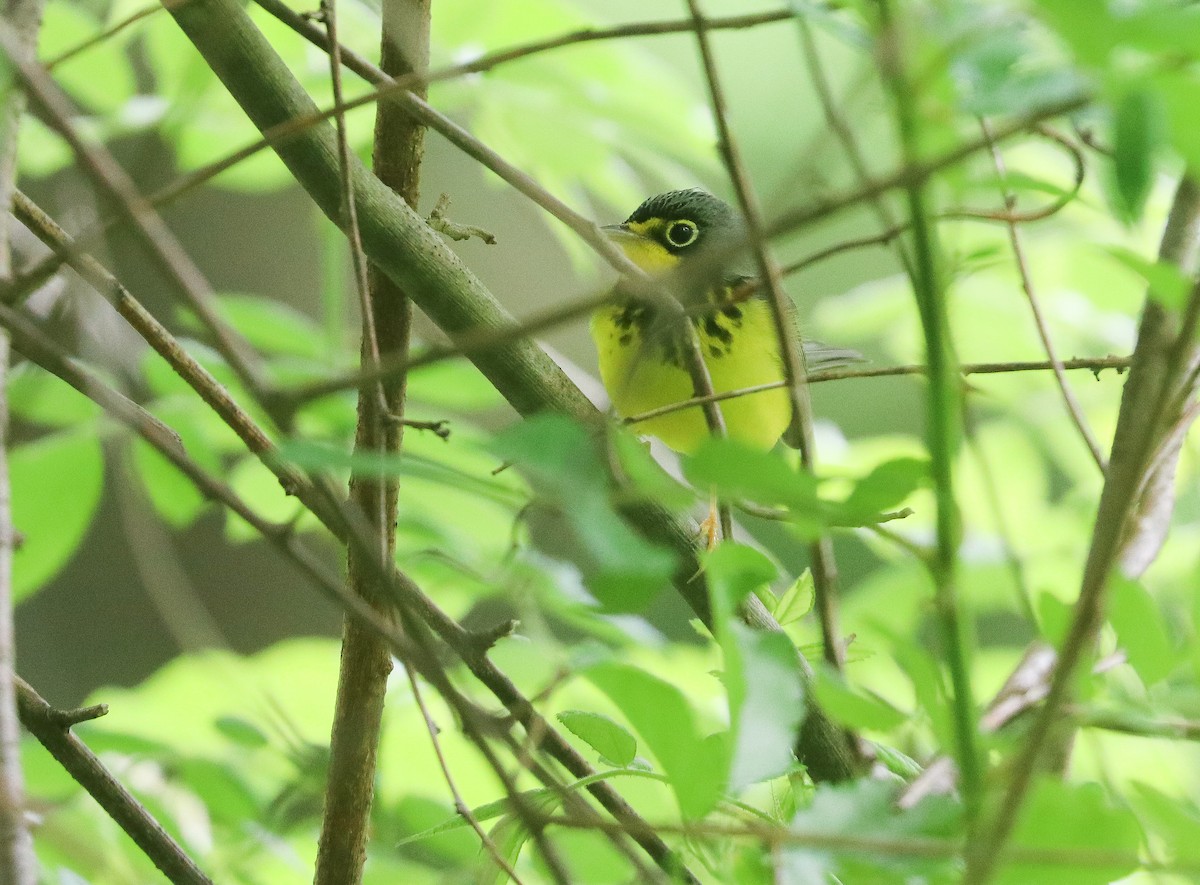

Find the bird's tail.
[{"left": 783, "top": 341, "right": 865, "bottom": 448}]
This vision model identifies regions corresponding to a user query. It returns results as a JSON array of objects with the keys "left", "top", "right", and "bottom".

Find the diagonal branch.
[
  {"left": 16, "top": 677, "right": 213, "bottom": 885},
  {"left": 0, "top": 20, "right": 270, "bottom": 400},
  {"left": 964, "top": 175, "right": 1200, "bottom": 882}
]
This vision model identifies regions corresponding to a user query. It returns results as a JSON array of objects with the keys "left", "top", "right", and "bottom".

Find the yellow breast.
[{"left": 590, "top": 296, "right": 790, "bottom": 454}]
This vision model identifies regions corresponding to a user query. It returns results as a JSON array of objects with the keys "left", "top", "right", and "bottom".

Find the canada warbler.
[{"left": 591, "top": 188, "right": 858, "bottom": 453}]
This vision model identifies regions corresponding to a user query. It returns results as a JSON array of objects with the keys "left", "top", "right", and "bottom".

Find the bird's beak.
[
  {"left": 602, "top": 222, "right": 676, "bottom": 274},
  {"left": 601, "top": 222, "right": 642, "bottom": 242},
  {"left": 601, "top": 222, "right": 651, "bottom": 257}
]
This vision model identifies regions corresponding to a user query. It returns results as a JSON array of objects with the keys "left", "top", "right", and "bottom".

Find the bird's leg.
[{"left": 698, "top": 493, "right": 721, "bottom": 550}]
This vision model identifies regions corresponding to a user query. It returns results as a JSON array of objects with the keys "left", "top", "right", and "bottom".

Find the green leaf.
[
  {"left": 585, "top": 662, "right": 724, "bottom": 819},
  {"left": 557, "top": 710, "right": 637, "bottom": 767},
  {"left": 494, "top": 414, "right": 676, "bottom": 612},
  {"left": 172, "top": 757, "right": 260, "bottom": 823},
  {"left": 842, "top": 457, "right": 927, "bottom": 520},
  {"left": 609, "top": 428, "right": 694, "bottom": 510},
  {"left": 704, "top": 544, "right": 802, "bottom": 790},
  {"left": 473, "top": 790, "right": 562, "bottom": 885},
  {"left": 1108, "top": 576, "right": 1177, "bottom": 686},
  {"left": 773, "top": 570, "right": 814, "bottom": 626},
  {"left": 1102, "top": 246, "right": 1192, "bottom": 310},
  {"left": 132, "top": 436, "right": 208, "bottom": 529},
  {"left": 12, "top": 431, "right": 104, "bottom": 601},
  {"left": 1110, "top": 88, "right": 1162, "bottom": 223},
  {"left": 725, "top": 623, "right": 805, "bottom": 791},
  {"left": 684, "top": 438, "right": 819, "bottom": 511},
  {"left": 810, "top": 664, "right": 906, "bottom": 732},
  {"left": 998, "top": 779, "right": 1141, "bottom": 885},
  {"left": 1129, "top": 782, "right": 1200, "bottom": 866},
  {"left": 869, "top": 742, "right": 923, "bottom": 780},
  {"left": 1153, "top": 69, "right": 1200, "bottom": 179},
  {"left": 705, "top": 543, "right": 778, "bottom": 625},
  {"left": 7, "top": 362, "right": 100, "bottom": 427},
  {"left": 215, "top": 716, "right": 269, "bottom": 749},
  {"left": 783, "top": 780, "right": 959, "bottom": 883},
  {"left": 180, "top": 294, "right": 325, "bottom": 361},
  {"left": 1037, "top": 592, "right": 1072, "bottom": 646}
]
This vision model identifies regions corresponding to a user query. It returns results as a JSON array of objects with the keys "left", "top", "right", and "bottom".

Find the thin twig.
[
  {"left": 404, "top": 670, "right": 528, "bottom": 885},
  {"left": 619, "top": 355, "right": 1131, "bottom": 426},
  {"left": 980, "top": 117, "right": 1107, "bottom": 471},
  {"left": 688, "top": 0, "right": 848, "bottom": 667}
]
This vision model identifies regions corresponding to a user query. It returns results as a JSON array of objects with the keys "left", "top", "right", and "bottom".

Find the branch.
[
  {"left": 620, "top": 356, "right": 1131, "bottom": 425},
  {"left": 313, "top": 0, "right": 424, "bottom": 881},
  {"left": 965, "top": 176, "right": 1200, "bottom": 881},
  {"left": 15, "top": 677, "right": 213, "bottom": 885},
  {"left": 0, "top": 2, "right": 46, "bottom": 879},
  {"left": 875, "top": 0, "right": 982, "bottom": 821}
]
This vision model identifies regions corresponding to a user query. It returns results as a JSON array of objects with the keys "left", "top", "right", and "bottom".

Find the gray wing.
[
  {"left": 744, "top": 290, "right": 864, "bottom": 448},
  {"left": 782, "top": 340, "right": 864, "bottom": 449}
]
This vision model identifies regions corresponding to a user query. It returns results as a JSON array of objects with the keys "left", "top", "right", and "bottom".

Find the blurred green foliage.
[{"left": 13, "top": 0, "right": 1200, "bottom": 883}]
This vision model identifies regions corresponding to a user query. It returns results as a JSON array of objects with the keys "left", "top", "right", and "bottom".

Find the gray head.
[{"left": 622, "top": 188, "right": 744, "bottom": 258}]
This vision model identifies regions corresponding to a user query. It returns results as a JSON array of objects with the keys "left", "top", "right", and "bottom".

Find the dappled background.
[{"left": 10, "top": 0, "right": 1200, "bottom": 882}]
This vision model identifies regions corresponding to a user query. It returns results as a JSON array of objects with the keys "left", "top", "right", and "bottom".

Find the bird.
[{"left": 591, "top": 188, "right": 859, "bottom": 455}]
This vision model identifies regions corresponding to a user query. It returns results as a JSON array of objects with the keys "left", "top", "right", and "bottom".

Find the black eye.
[{"left": 666, "top": 221, "right": 699, "bottom": 248}]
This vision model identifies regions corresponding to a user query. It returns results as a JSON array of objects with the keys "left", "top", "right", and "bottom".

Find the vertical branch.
[
  {"left": 0, "top": 1, "right": 45, "bottom": 881},
  {"left": 684, "top": 0, "right": 862, "bottom": 785},
  {"left": 312, "top": 0, "right": 428, "bottom": 882},
  {"left": 685, "top": 0, "right": 848, "bottom": 671},
  {"left": 874, "top": 0, "right": 982, "bottom": 820},
  {"left": 965, "top": 176, "right": 1200, "bottom": 883}
]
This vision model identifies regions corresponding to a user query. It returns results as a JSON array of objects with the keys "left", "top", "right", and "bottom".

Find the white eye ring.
[{"left": 666, "top": 220, "right": 699, "bottom": 248}]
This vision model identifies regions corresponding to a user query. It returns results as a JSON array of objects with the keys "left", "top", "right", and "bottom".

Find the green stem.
[{"left": 874, "top": 0, "right": 981, "bottom": 821}]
